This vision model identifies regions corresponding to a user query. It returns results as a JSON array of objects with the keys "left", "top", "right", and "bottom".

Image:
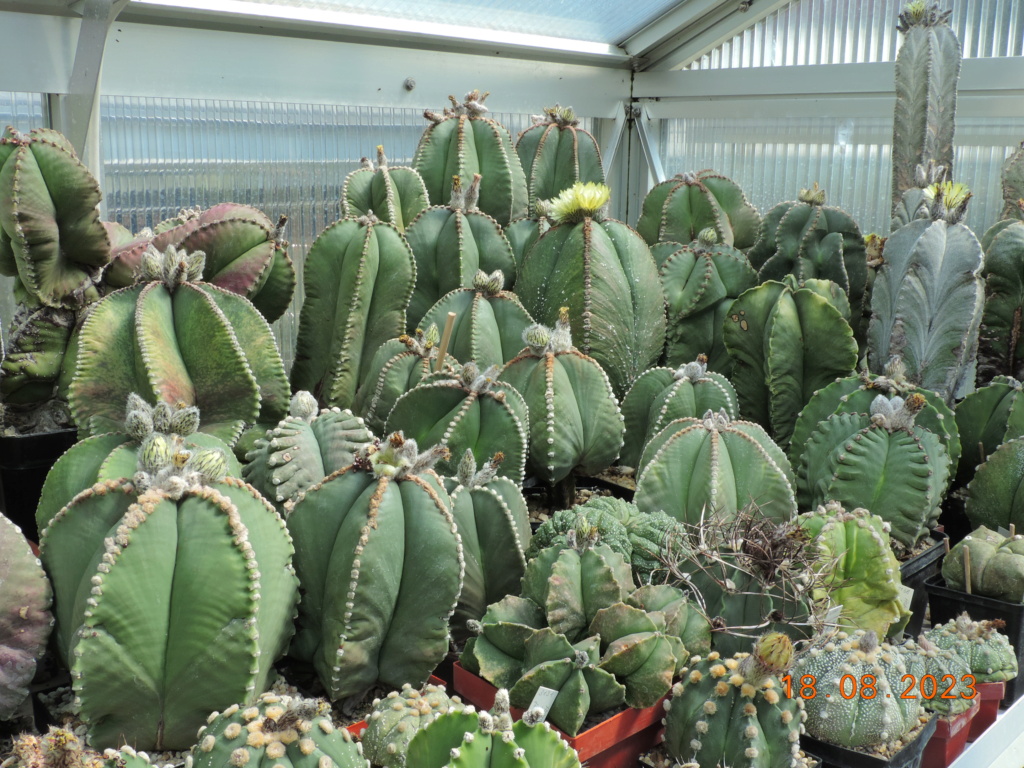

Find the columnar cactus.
[
  {"left": 189, "top": 692, "right": 368, "bottom": 768},
  {"left": 1000, "top": 141, "right": 1024, "bottom": 221},
  {"left": 515, "top": 105, "right": 605, "bottom": 216},
  {"left": 362, "top": 683, "right": 464, "bottom": 768},
  {"left": 978, "top": 221, "right": 1024, "bottom": 382},
  {"left": 943, "top": 526, "right": 1024, "bottom": 604},
  {"left": 497, "top": 311, "right": 624, "bottom": 485},
  {"left": 662, "top": 633, "right": 803, "bottom": 768},
  {"left": 504, "top": 215, "right": 550, "bottom": 273},
  {"left": 286, "top": 434, "right": 463, "bottom": 700},
  {"left": 636, "top": 170, "right": 761, "bottom": 250},
  {"left": 403, "top": 175, "right": 516, "bottom": 328},
  {"left": 413, "top": 91, "right": 528, "bottom": 227},
  {"left": 290, "top": 215, "right": 415, "bottom": 410},
  {"left": 965, "top": 435, "right": 1024, "bottom": 532},
  {"left": 342, "top": 145, "right": 429, "bottom": 231},
  {"left": 954, "top": 376, "right": 1024, "bottom": 489},
  {"left": 0, "top": 512, "right": 53, "bottom": 722},
  {"left": 68, "top": 244, "right": 290, "bottom": 447},
  {"left": 655, "top": 229, "right": 758, "bottom": 372},
  {"left": 39, "top": 443, "right": 298, "bottom": 749},
  {"left": 514, "top": 182, "right": 667, "bottom": 395},
  {"left": 925, "top": 614, "right": 1019, "bottom": 683}
]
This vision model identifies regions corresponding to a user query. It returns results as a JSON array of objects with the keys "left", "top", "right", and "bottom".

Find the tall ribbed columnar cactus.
[
  {"left": 978, "top": 220, "right": 1024, "bottom": 382},
  {"left": 515, "top": 105, "right": 604, "bottom": 216},
  {"left": 404, "top": 175, "right": 516, "bottom": 328},
  {"left": 0, "top": 512, "right": 53, "bottom": 722},
  {"left": 1000, "top": 141, "right": 1024, "bottom": 221},
  {"left": 724, "top": 276, "right": 858, "bottom": 450},
  {"left": 514, "top": 182, "right": 666, "bottom": 395},
  {"left": 869, "top": 183, "right": 984, "bottom": 401},
  {"left": 291, "top": 215, "right": 415, "bottom": 410},
  {"left": 497, "top": 311, "right": 624, "bottom": 485},
  {"left": 343, "top": 145, "right": 429, "bottom": 231},
  {"left": 655, "top": 229, "right": 758, "bottom": 372},
  {"left": 68, "top": 244, "right": 290, "bottom": 446},
  {"left": 954, "top": 376, "right": 1024, "bottom": 489},
  {"left": 39, "top": 443, "right": 298, "bottom": 749},
  {"left": 891, "top": 1, "right": 962, "bottom": 216},
  {"left": 413, "top": 91, "right": 528, "bottom": 227},
  {"left": 636, "top": 170, "right": 761, "bottom": 250},
  {"left": 287, "top": 434, "right": 463, "bottom": 700}
]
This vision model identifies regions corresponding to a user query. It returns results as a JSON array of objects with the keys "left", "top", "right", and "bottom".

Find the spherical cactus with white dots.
[
  {"left": 189, "top": 692, "right": 367, "bottom": 768},
  {"left": 361, "top": 682, "right": 464, "bottom": 768}
]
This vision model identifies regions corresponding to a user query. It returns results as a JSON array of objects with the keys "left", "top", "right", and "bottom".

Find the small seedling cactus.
[
  {"left": 342, "top": 144, "right": 429, "bottom": 231},
  {"left": 362, "top": 683, "right": 464, "bottom": 768},
  {"left": 924, "top": 614, "right": 1019, "bottom": 683}
]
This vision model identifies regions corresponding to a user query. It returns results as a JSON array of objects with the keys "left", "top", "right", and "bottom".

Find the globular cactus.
[
  {"left": 795, "top": 630, "right": 923, "bottom": 749},
  {"left": 978, "top": 221, "right": 1024, "bottom": 382},
  {"left": 619, "top": 355, "right": 738, "bottom": 468},
  {"left": 497, "top": 311, "right": 624, "bottom": 485},
  {"left": 515, "top": 105, "right": 605, "bottom": 217},
  {"left": 662, "top": 634, "right": 803, "bottom": 768},
  {"left": 189, "top": 692, "right": 368, "bottom": 768},
  {"left": 899, "top": 635, "right": 974, "bottom": 717},
  {"left": 2, "top": 727, "right": 167, "bottom": 768},
  {"left": 413, "top": 91, "right": 528, "bottom": 227},
  {"left": 943, "top": 526, "right": 1024, "bottom": 603},
  {"left": 891, "top": 1, "right": 961, "bottom": 216},
  {"left": 797, "top": 503, "right": 910, "bottom": 638},
  {"left": 999, "top": 141, "right": 1024, "bottom": 222},
  {"left": 405, "top": 689, "right": 581, "bottom": 768},
  {"left": 342, "top": 144, "right": 429, "bottom": 231},
  {"left": 68, "top": 243, "right": 290, "bottom": 447},
  {"left": 386, "top": 362, "right": 529, "bottom": 482},
  {"left": 291, "top": 215, "right": 415, "bottom": 410},
  {"left": 636, "top": 170, "right": 761, "bottom": 250},
  {"left": 635, "top": 409, "right": 797, "bottom": 526},
  {"left": 39, "top": 443, "right": 298, "bottom": 749},
  {"left": 869, "top": 182, "right": 984, "bottom": 402},
  {"left": 0, "top": 127, "right": 110, "bottom": 308},
  {"left": 514, "top": 182, "right": 666, "bottom": 396},
  {"left": 955, "top": 376, "right": 1024, "bottom": 489},
  {"left": 724, "top": 276, "right": 858, "bottom": 450},
  {"left": 964, "top": 435, "right": 1024, "bottom": 531},
  {"left": 797, "top": 394, "right": 949, "bottom": 550},
  {"left": 404, "top": 175, "right": 516, "bottom": 329},
  {"left": 362, "top": 683, "right": 464, "bottom": 768},
  {"left": 459, "top": 594, "right": 546, "bottom": 690},
  {"left": 418, "top": 270, "right": 534, "bottom": 369},
  {"left": 286, "top": 434, "right": 463, "bottom": 700},
  {"left": 925, "top": 614, "right": 1018, "bottom": 683},
  {"left": 655, "top": 229, "right": 758, "bottom": 372},
  {"left": 243, "top": 391, "right": 374, "bottom": 511},
  {"left": 0, "top": 302, "right": 76, "bottom": 406},
  {"left": 628, "top": 584, "right": 712, "bottom": 660},
  {"left": 0, "top": 512, "right": 53, "bottom": 722}
]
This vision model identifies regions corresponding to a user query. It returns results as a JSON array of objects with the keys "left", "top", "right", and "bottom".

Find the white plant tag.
[
  {"left": 997, "top": 526, "right": 1012, "bottom": 538},
  {"left": 897, "top": 583, "right": 916, "bottom": 612},
  {"left": 824, "top": 604, "right": 844, "bottom": 627},
  {"left": 527, "top": 686, "right": 559, "bottom": 721}
]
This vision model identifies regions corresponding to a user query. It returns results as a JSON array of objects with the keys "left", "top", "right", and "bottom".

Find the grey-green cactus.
[
  {"left": 0, "top": 301, "right": 76, "bottom": 407},
  {"left": 343, "top": 145, "right": 429, "bottom": 231},
  {"left": 954, "top": 376, "right": 1024, "bottom": 489},
  {"left": 978, "top": 220, "right": 1024, "bottom": 382},
  {"left": 943, "top": 526, "right": 1024, "bottom": 603},
  {"left": 514, "top": 182, "right": 667, "bottom": 396},
  {"left": 1000, "top": 141, "right": 1024, "bottom": 221},
  {"left": 286, "top": 433, "right": 462, "bottom": 701},
  {"left": 965, "top": 435, "right": 1024, "bottom": 532},
  {"left": 504, "top": 215, "right": 550, "bottom": 274},
  {"left": 291, "top": 215, "right": 415, "bottom": 410},
  {"left": 458, "top": 595, "right": 546, "bottom": 690},
  {"left": 636, "top": 170, "right": 761, "bottom": 250},
  {"left": 362, "top": 683, "right": 464, "bottom": 768},
  {"left": 925, "top": 614, "right": 1018, "bottom": 683},
  {"left": 899, "top": 635, "right": 974, "bottom": 717},
  {"left": 413, "top": 91, "right": 528, "bottom": 227},
  {"left": 189, "top": 692, "right": 368, "bottom": 768}
]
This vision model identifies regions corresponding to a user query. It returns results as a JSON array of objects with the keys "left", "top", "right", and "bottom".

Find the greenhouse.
[{"left": 2, "top": 0, "right": 1024, "bottom": 767}]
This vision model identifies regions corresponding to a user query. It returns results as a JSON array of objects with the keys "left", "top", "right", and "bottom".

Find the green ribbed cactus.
[
  {"left": 662, "top": 634, "right": 803, "bottom": 768},
  {"left": 0, "top": 301, "right": 76, "bottom": 407},
  {"left": 458, "top": 595, "right": 546, "bottom": 690},
  {"left": 869, "top": 182, "right": 984, "bottom": 402},
  {"left": 404, "top": 175, "right": 516, "bottom": 328},
  {"left": 0, "top": 511, "right": 53, "bottom": 722},
  {"left": 291, "top": 215, "right": 415, "bottom": 410},
  {"left": 978, "top": 221, "right": 1024, "bottom": 382},
  {"left": 620, "top": 355, "right": 738, "bottom": 468},
  {"left": 637, "top": 170, "right": 761, "bottom": 250},
  {"left": 797, "top": 394, "right": 949, "bottom": 550},
  {"left": 964, "top": 435, "right": 1024, "bottom": 531},
  {"left": 954, "top": 376, "right": 1024, "bottom": 489},
  {"left": 1000, "top": 141, "right": 1024, "bottom": 221},
  {"left": 243, "top": 391, "right": 374, "bottom": 510},
  {"left": 362, "top": 683, "right": 464, "bottom": 768},
  {"left": 413, "top": 91, "right": 528, "bottom": 227},
  {"left": 724, "top": 276, "right": 858, "bottom": 449},
  {"left": 655, "top": 230, "right": 758, "bottom": 372},
  {"left": 343, "top": 145, "right": 429, "bottom": 231},
  {"left": 497, "top": 311, "right": 624, "bottom": 485},
  {"left": 39, "top": 444, "right": 298, "bottom": 749},
  {"left": 102, "top": 220, "right": 152, "bottom": 289},
  {"left": 504, "top": 215, "right": 550, "bottom": 273},
  {"left": 628, "top": 584, "right": 712, "bottom": 659},
  {"left": 68, "top": 244, "right": 290, "bottom": 447},
  {"left": 635, "top": 410, "right": 797, "bottom": 525},
  {"left": 516, "top": 105, "right": 605, "bottom": 217},
  {"left": 514, "top": 182, "right": 666, "bottom": 395},
  {"left": 286, "top": 434, "right": 462, "bottom": 700},
  {"left": 891, "top": 2, "right": 961, "bottom": 216},
  {"left": 189, "top": 692, "right": 367, "bottom": 768},
  {"left": 419, "top": 270, "right": 534, "bottom": 369},
  {"left": 406, "top": 689, "right": 581, "bottom": 768},
  {"left": 899, "top": 635, "right": 974, "bottom": 717},
  {"left": 796, "top": 631, "right": 923, "bottom": 749},
  {"left": 925, "top": 614, "right": 1018, "bottom": 683},
  {"left": 943, "top": 526, "right": 1024, "bottom": 604}
]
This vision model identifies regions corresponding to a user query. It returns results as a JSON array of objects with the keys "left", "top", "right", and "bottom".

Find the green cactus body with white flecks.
[
  {"left": 942, "top": 526, "right": 1024, "bottom": 603},
  {"left": 342, "top": 145, "right": 429, "bottom": 232},
  {"left": 899, "top": 636, "right": 975, "bottom": 717},
  {"left": 286, "top": 434, "right": 463, "bottom": 701},
  {"left": 362, "top": 682, "right": 464, "bottom": 768},
  {"left": 924, "top": 614, "right": 1018, "bottom": 683}
]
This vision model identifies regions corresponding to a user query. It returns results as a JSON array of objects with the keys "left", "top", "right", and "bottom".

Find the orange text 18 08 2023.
[{"left": 780, "top": 674, "right": 977, "bottom": 700}]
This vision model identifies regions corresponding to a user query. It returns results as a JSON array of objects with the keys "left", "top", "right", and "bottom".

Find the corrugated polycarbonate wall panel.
[
  {"left": 690, "top": 0, "right": 1024, "bottom": 69},
  {"left": 100, "top": 96, "right": 542, "bottom": 368}
]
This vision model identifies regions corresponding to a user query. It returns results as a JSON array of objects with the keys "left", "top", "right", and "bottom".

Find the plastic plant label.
[
  {"left": 824, "top": 604, "right": 844, "bottom": 628},
  {"left": 527, "top": 686, "right": 559, "bottom": 721},
  {"left": 897, "top": 583, "right": 916, "bottom": 612}
]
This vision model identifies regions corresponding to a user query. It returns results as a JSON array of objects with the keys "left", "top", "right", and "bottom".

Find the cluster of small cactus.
[{"left": 3, "top": 727, "right": 164, "bottom": 768}]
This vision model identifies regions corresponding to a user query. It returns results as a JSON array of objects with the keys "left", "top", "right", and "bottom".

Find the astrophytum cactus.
[
  {"left": 978, "top": 220, "right": 1024, "bottom": 382},
  {"left": 925, "top": 614, "right": 1019, "bottom": 683},
  {"left": 942, "top": 526, "right": 1024, "bottom": 603},
  {"left": 0, "top": 301, "right": 77, "bottom": 407},
  {"left": 999, "top": 141, "right": 1024, "bottom": 222},
  {"left": 964, "top": 436, "right": 1024, "bottom": 532},
  {"left": 362, "top": 683, "right": 464, "bottom": 768},
  {"left": 342, "top": 144, "right": 429, "bottom": 231},
  {"left": 4, "top": 728, "right": 168, "bottom": 768},
  {"left": 954, "top": 376, "right": 1024, "bottom": 489},
  {"left": 899, "top": 635, "right": 974, "bottom": 717}
]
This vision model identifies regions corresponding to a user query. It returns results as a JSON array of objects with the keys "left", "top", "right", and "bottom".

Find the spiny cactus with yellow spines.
[
  {"left": 342, "top": 144, "right": 429, "bottom": 232},
  {"left": 361, "top": 683, "right": 464, "bottom": 768}
]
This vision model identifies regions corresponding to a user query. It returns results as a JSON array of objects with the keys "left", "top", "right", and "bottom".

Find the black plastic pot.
[
  {"left": 0, "top": 428, "right": 77, "bottom": 541},
  {"left": 801, "top": 716, "right": 937, "bottom": 768},
  {"left": 900, "top": 530, "right": 948, "bottom": 637},
  {"left": 925, "top": 575, "right": 1024, "bottom": 704}
]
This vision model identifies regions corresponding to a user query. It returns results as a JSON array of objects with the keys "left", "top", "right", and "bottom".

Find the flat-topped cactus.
[
  {"left": 459, "top": 595, "right": 546, "bottom": 690},
  {"left": 954, "top": 376, "right": 1024, "bottom": 489},
  {"left": 925, "top": 613, "right": 1018, "bottom": 683},
  {"left": 362, "top": 683, "right": 464, "bottom": 768},
  {"left": 342, "top": 144, "right": 429, "bottom": 231}
]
